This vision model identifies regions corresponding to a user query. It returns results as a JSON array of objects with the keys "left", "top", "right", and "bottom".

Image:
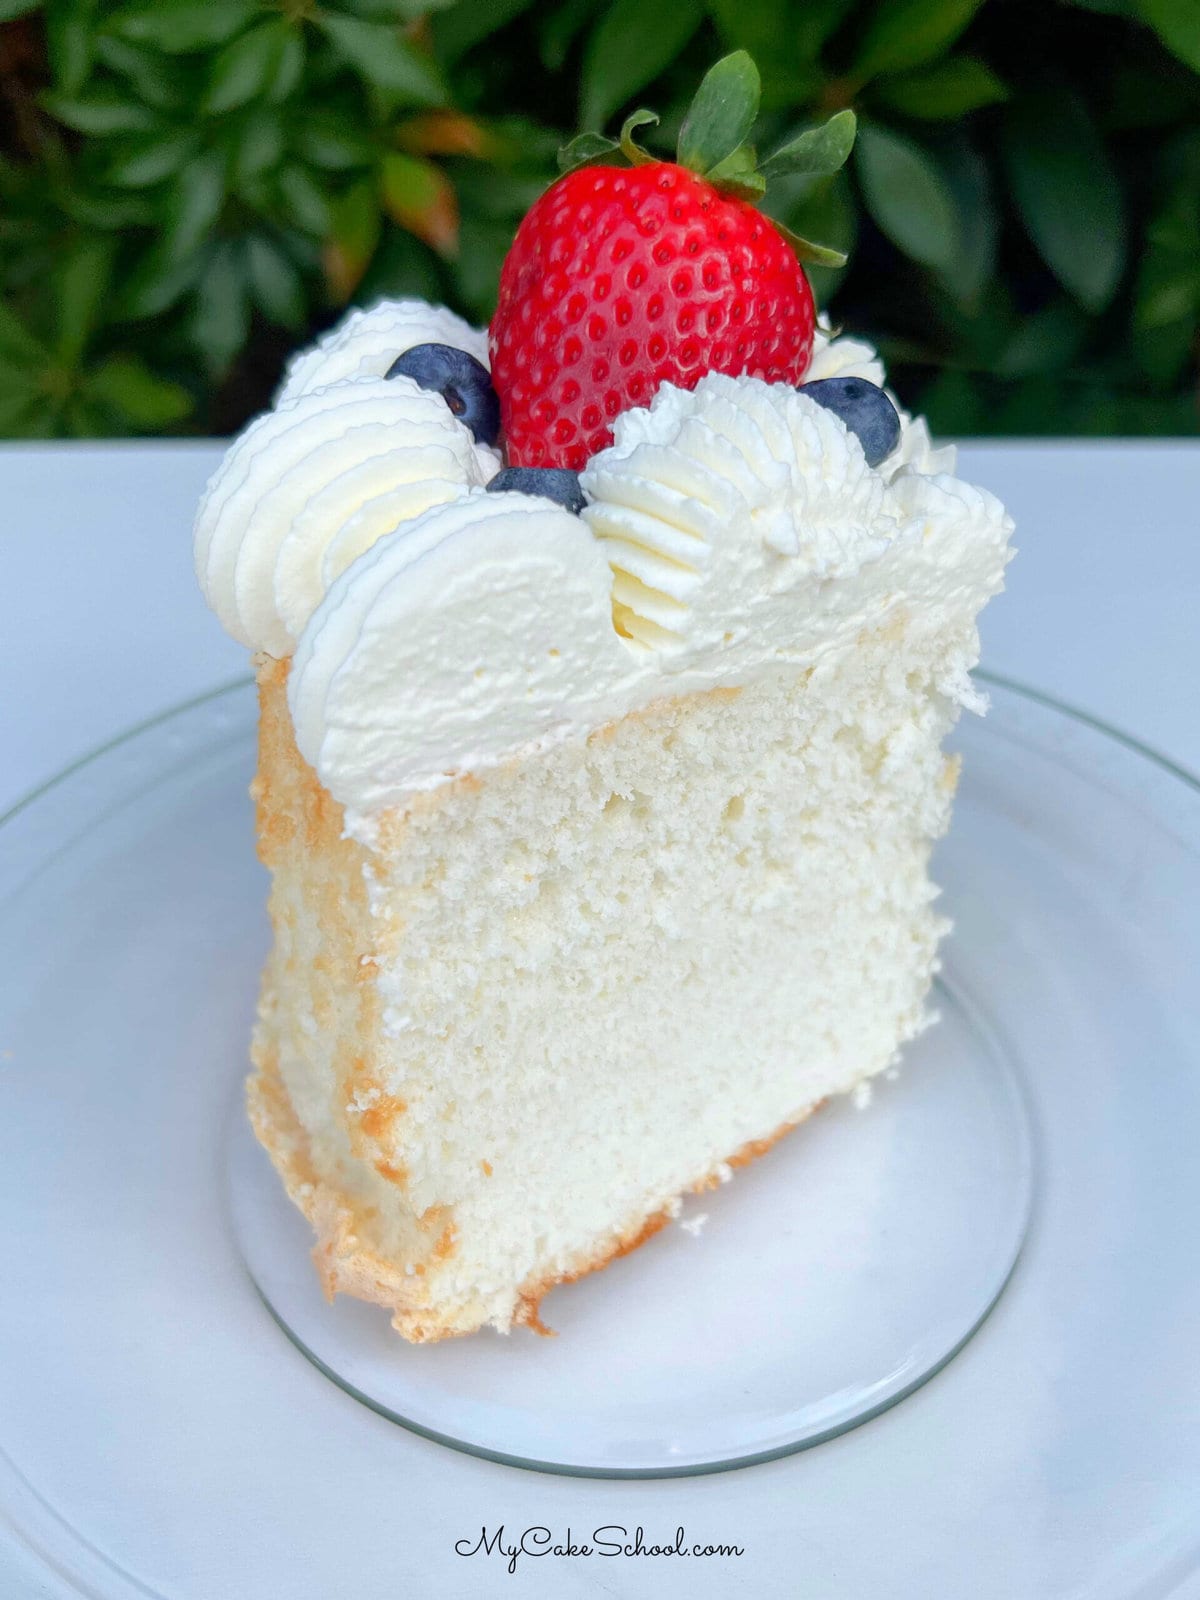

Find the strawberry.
[{"left": 489, "top": 53, "right": 857, "bottom": 472}]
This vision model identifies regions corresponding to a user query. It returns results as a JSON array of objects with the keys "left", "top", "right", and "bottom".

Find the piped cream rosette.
[{"left": 194, "top": 301, "right": 499, "bottom": 658}]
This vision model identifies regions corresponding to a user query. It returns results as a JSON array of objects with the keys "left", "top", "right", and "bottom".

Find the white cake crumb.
[
  {"left": 852, "top": 1080, "right": 874, "bottom": 1110},
  {"left": 680, "top": 1213, "right": 709, "bottom": 1238}
]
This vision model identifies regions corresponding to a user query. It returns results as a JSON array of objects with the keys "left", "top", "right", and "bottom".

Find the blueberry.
[
  {"left": 486, "top": 466, "right": 587, "bottom": 515},
  {"left": 385, "top": 343, "right": 500, "bottom": 448},
  {"left": 799, "top": 377, "right": 901, "bottom": 468}
]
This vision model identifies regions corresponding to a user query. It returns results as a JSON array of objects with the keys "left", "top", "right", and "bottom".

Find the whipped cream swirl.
[
  {"left": 276, "top": 298, "right": 489, "bottom": 405},
  {"left": 289, "top": 370, "right": 1012, "bottom": 818}
]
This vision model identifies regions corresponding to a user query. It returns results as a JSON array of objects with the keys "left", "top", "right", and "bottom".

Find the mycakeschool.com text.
[{"left": 455, "top": 1525, "right": 746, "bottom": 1575}]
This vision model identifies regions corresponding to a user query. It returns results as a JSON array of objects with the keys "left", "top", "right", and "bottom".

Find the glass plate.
[{"left": 1, "top": 676, "right": 1199, "bottom": 1599}]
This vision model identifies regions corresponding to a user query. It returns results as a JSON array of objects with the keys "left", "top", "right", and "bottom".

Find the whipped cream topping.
[
  {"left": 194, "top": 372, "right": 498, "bottom": 656},
  {"left": 289, "top": 369, "right": 1012, "bottom": 819},
  {"left": 581, "top": 375, "right": 893, "bottom": 649},
  {"left": 276, "top": 298, "right": 489, "bottom": 406}
]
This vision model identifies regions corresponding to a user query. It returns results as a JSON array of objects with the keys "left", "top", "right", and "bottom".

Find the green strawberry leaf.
[
  {"left": 619, "top": 109, "right": 659, "bottom": 166},
  {"left": 775, "top": 221, "right": 848, "bottom": 268},
  {"left": 557, "top": 131, "right": 620, "bottom": 174},
  {"left": 676, "top": 50, "right": 761, "bottom": 178},
  {"left": 706, "top": 143, "right": 767, "bottom": 200},
  {"left": 761, "top": 110, "right": 857, "bottom": 180}
]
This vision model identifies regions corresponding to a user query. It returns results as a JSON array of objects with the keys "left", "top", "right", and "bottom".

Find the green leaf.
[
  {"left": 229, "top": 109, "right": 285, "bottom": 185},
  {"left": 379, "top": 151, "right": 458, "bottom": 255},
  {"left": 618, "top": 109, "right": 659, "bottom": 165},
  {"left": 41, "top": 89, "right": 161, "bottom": 136},
  {"left": 676, "top": 51, "right": 761, "bottom": 177},
  {"left": 296, "top": 111, "right": 376, "bottom": 171},
  {"left": 105, "top": 129, "right": 201, "bottom": 188},
  {"left": 557, "top": 132, "right": 620, "bottom": 174},
  {"left": 707, "top": 143, "right": 767, "bottom": 200},
  {"left": 46, "top": 0, "right": 98, "bottom": 95},
  {"left": 163, "top": 154, "right": 226, "bottom": 264},
  {"left": 324, "top": 178, "right": 382, "bottom": 301},
  {"left": 60, "top": 188, "right": 156, "bottom": 228},
  {"left": 1002, "top": 92, "right": 1126, "bottom": 311},
  {"left": 852, "top": 0, "right": 986, "bottom": 82},
  {"left": 1136, "top": 0, "right": 1200, "bottom": 71},
  {"left": 191, "top": 243, "right": 249, "bottom": 375},
  {"left": 775, "top": 222, "right": 848, "bottom": 267},
  {"left": 92, "top": 35, "right": 187, "bottom": 112},
  {"left": 580, "top": 0, "right": 705, "bottom": 131},
  {"left": 278, "top": 164, "right": 333, "bottom": 235},
  {"left": 873, "top": 56, "right": 1008, "bottom": 120},
  {"left": 761, "top": 110, "right": 857, "bottom": 180},
  {"left": 204, "top": 20, "right": 293, "bottom": 114},
  {"left": 317, "top": 14, "right": 447, "bottom": 103},
  {"left": 109, "top": 0, "right": 260, "bottom": 53},
  {"left": 855, "top": 123, "right": 960, "bottom": 269},
  {"left": 244, "top": 236, "right": 306, "bottom": 328},
  {"left": 120, "top": 249, "right": 204, "bottom": 319},
  {"left": 267, "top": 28, "right": 304, "bottom": 102},
  {"left": 0, "top": 301, "right": 46, "bottom": 365},
  {"left": 85, "top": 354, "right": 192, "bottom": 426},
  {"left": 0, "top": 0, "right": 39, "bottom": 19},
  {"left": 55, "top": 237, "right": 115, "bottom": 365}
]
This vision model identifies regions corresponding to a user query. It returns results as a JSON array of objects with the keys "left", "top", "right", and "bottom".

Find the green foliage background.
[{"left": 1, "top": 0, "right": 1198, "bottom": 439}]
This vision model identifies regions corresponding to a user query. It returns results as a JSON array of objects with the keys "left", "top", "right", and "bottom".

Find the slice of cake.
[{"left": 195, "top": 59, "right": 1012, "bottom": 1341}]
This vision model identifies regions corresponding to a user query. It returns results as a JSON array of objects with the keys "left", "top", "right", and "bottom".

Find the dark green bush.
[{"left": 1, "top": 0, "right": 1197, "bottom": 438}]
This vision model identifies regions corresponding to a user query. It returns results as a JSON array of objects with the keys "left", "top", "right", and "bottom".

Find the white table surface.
[{"left": 2, "top": 438, "right": 1198, "bottom": 1598}]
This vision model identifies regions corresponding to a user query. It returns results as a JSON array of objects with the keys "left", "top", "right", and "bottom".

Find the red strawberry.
[{"left": 488, "top": 54, "right": 857, "bottom": 472}]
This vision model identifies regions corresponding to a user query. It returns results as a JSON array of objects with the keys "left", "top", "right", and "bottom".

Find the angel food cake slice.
[{"left": 195, "top": 60, "right": 1012, "bottom": 1341}]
